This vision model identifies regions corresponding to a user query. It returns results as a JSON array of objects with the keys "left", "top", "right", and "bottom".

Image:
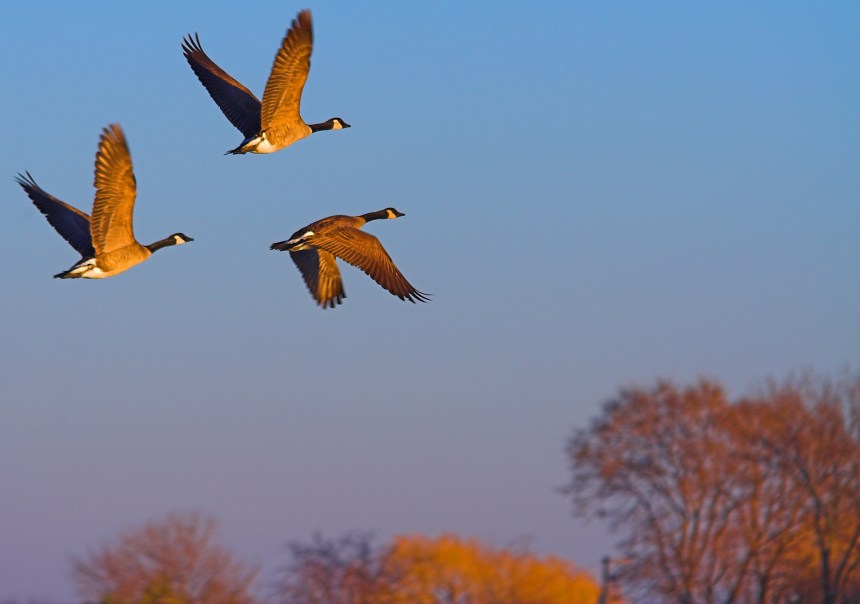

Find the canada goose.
[
  {"left": 16, "top": 124, "right": 193, "bottom": 279},
  {"left": 270, "top": 208, "right": 430, "bottom": 308},
  {"left": 182, "top": 9, "right": 350, "bottom": 155}
]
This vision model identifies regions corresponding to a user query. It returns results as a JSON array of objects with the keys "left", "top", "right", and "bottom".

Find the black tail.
[
  {"left": 53, "top": 257, "right": 93, "bottom": 278},
  {"left": 54, "top": 269, "right": 80, "bottom": 279},
  {"left": 270, "top": 240, "right": 295, "bottom": 251}
]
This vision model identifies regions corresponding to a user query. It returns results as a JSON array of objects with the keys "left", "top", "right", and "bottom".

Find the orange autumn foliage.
[{"left": 385, "top": 534, "right": 601, "bottom": 604}]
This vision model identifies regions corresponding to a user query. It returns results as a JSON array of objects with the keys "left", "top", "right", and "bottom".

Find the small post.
[{"left": 598, "top": 555, "right": 610, "bottom": 604}]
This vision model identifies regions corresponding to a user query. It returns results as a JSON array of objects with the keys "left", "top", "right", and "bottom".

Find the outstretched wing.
[
  {"left": 290, "top": 248, "right": 346, "bottom": 308},
  {"left": 182, "top": 33, "right": 262, "bottom": 138},
  {"left": 15, "top": 172, "right": 95, "bottom": 258},
  {"left": 90, "top": 124, "right": 138, "bottom": 255},
  {"left": 260, "top": 9, "right": 313, "bottom": 131},
  {"left": 310, "top": 228, "right": 430, "bottom": 303}
]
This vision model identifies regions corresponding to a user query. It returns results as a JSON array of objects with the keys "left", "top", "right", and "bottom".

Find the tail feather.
[
  {"left": 54, "top": 257, "right": 95, "bottom": 279},
  {"left": 54, "top": 268, "right": 82, "bottom": 279},
  {"left": 270, "top": 235, "right": 307, "bottom": 251},
  {"left": 227, "top": 134, "right": 260, "bottom": 155},
  {"left": 270, "top": 240, "right": 294, "bottom": 251}
]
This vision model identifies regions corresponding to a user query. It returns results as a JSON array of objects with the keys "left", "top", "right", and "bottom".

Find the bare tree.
[
  {"left": 71, "top": 511, "right": 258, "bottom": 604},
  {"left": 565, "top": 373, "right": 860, "bottom": 604},
  {"left": 274, "top": 532, "right": 399, "bottom": 604},
  {"left": 566, "top": 380, "right": 752, "bottom": 603},
  {"left": 741, "top": 374, "right": 860, "bottom": 604},
  {"left": 722, "top": 399, "right": 808, "bottom": 603}
]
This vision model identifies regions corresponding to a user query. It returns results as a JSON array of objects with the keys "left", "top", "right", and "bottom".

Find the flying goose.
[
  {"left": 16, "top": 124, "right": 193, "bottom": 279},
  {"left": 182, "top": 9, "right": 350, "bottom": 155},
  {"left": 270, "top": 208, "right": 430, "bottom": 308}
]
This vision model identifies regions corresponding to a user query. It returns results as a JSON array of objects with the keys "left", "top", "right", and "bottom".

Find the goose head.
[{"left": 172, "top": 233, "right": 194, "bottom": 245}]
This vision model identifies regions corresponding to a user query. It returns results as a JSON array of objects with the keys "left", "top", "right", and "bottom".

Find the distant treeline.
[{"left": 67, "top": 514, "right": 601, "bottom": 603}]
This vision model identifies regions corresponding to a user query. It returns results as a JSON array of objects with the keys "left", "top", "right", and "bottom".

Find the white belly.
[
  {"left": 69, "top": 260, "right": 109, "bottom": 278},
  {"left": 81, "top": 267, "right": 109, "bottom": 279},
  {"left": 254, "top": 138, "right": 280, "bottom": 154}
]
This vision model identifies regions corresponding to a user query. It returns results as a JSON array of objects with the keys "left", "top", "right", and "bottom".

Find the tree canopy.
[
  {"left": 71, "top": 512, "right": 258, "bottom": 604},
  {"left": 566, "top": 372, "right": 860, "bottom": 604}
]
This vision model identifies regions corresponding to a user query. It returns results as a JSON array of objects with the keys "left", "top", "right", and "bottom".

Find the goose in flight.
[
  {"left": 16, "top": 124, "right": 193, "bottom": 279},
  {"left": 182, "top": 9, "right": 350, "bottom": 155},
  {"left": 270, "top": 208, "right": 430, "bottom": 308}
]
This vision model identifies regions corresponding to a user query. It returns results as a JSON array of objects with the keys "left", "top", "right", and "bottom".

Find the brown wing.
[
  {"left": 90, "top": 124, "right": 138, "bottom": 255},
  {"left": 182, "top": 34, "right": 262, "bottom": 138},
  {"left": 260, "top": 9, "right": 313, "bottom": 130},
  {"left": 290, "top": 248, "right": 346, "bottom": 308},
  {"left": 310, "top": 228, "right": 430, "bottom": 303}
]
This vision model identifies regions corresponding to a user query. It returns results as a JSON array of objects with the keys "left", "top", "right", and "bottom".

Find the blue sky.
[{"left": 1, "top": 1, "right": 858, "bottom": 600}]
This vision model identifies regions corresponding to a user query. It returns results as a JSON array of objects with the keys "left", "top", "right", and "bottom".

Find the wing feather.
[
  {"left": 290, "top": 248, "right": 346, "bottom": 308},
  {"left": 182, "top": 33, "right": 262, "bottom": 138},
  {"left": 16, "top": 172, "right": 95, "bottom": 258},
  {"left": 90, "top": 125, "right": 138, "bottom": 255},
  {"left": 310, "top": 228, "right": 430, "bottom": 303},
  {"left": 261, "top": 9, "right": 313, "bottom": 130}
]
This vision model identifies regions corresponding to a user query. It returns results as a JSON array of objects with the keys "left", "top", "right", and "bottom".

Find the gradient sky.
[{"left": 1, "top": 1, "right": 858, "bottom": 600}]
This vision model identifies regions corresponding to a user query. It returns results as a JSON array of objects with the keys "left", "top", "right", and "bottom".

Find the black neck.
[
  {"left": 309, "top": 119, "right": 337, "bottom": 133},
  {"left": 146, "top": 236, "right": 178, "bottom": 253},
  {"left": 359, "top": 209, "right": 390, "bottom": 223}
]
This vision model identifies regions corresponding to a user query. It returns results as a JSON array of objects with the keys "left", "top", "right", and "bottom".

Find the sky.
[{"left": 1, "top": 1, "right": 858, "bottom": 600}]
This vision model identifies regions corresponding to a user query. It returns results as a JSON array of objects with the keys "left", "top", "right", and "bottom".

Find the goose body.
[
  {"left": 16, "top": 125, "right": 193, "bottom": 279},
  {"left": 270, "top": 208, "right": 430, "bottom": 308},
  {"left": 182, "top": 9, "right": 350, "bottom": 155}
]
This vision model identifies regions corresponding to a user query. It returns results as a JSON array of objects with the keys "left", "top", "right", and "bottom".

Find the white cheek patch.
[{"left": 332, "top": 121, "right": 343, "bottom": 130}]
